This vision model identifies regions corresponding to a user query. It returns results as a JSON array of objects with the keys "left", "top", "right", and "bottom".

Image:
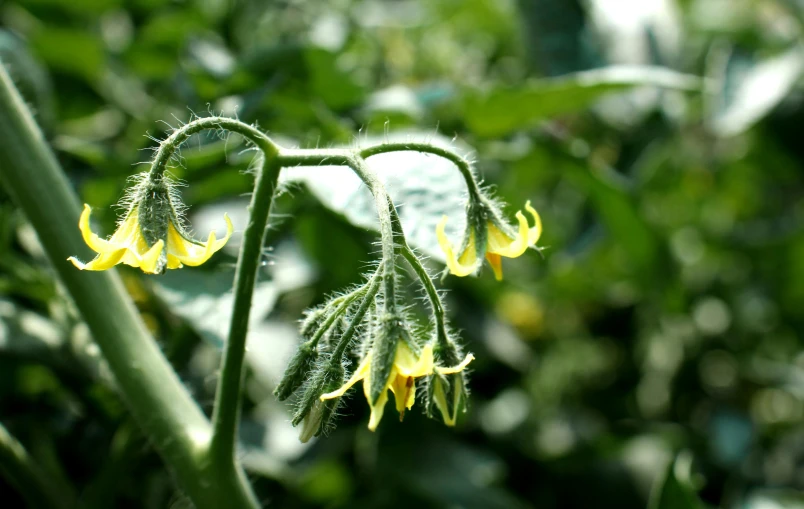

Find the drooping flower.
[
  {"left": 320, "top": 341, "right": 474, "bottom": 431},
  {"left": 436, "top": 200, "right": 542, "bottom": 280},
  {"left": 69, "top": 174, "right": 232, "bottom": 274}
]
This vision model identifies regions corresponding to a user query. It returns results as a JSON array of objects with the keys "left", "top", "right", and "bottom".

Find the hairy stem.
[
  {"left": 330, "top": 274, "right": 382, "bottom": 361},
  {"left": 359, "top": 142, "right": 482, "bottom": 199},
  {"left": 209, "top": 157, "right": 281, "bottom": 468}
]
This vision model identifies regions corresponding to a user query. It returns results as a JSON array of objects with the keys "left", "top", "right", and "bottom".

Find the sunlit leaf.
[
  {"left": 280, "top": 132, "right": 471, "bottom": 261},
  {"left": 708, "top": 45, "right": 804, "bottom": 137}
]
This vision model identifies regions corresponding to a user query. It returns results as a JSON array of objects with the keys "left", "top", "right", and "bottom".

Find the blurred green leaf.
[
  {"left": 151, "top": 268, "right": 278, "bottom": 348},
  {"left": 465, "top": 66, "right": 704, "bottom": 137},
  {"left": 708, "top": 45, "right": 804, "bottom": 137},
  {"left": 305, "top": 47, "right": 366, "bottom": 110},
  {"left": 562, "top": 155, "right": 660, "bottom": 277},
  {"left": 741, "top": 489, "right": 804, "bottom": 509},
  {"left": 30, "top": 28, "right": 105, "bottom": 81},
  {"left": 648, "top": 456, "right": 703, "bottom": 509}
]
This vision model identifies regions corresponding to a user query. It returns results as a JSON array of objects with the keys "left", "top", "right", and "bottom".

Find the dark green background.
[{"left": 1, "top": 0, "right": 803, "bottom": 508}]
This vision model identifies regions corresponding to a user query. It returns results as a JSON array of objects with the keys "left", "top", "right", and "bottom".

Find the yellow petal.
[
  {"left": 486, "top": 210, "right": 529, "bottom": 258},
  {"left": 78, "top": 204, "right": 126, "bottom": 254},
  {"left": 525, "top": 201, "right": 542, "bottom": 245},
  {"left": 138, "top": 240, "right": 165, "bottom": 274},
  {"left": 320, "top": 355, "right": 371, "bottom": 400},
  {"left": 436, "top": 353, "right": 474, "bottom": 375},
  {"left": 167, "top": 214, "right": 233, "bottom": 267},
  {"left": 68, "top": 249, "right": 126, "bottom": 271},
  {"left": 363, "top": 364, "right": 394, "bottom": 431},
  {"left": 389, "top": 374, "right": 416, "bottom": 415},
  {"left": 366, "top": 388, "right": 389, "bottom": 432},
  {"left": 436, "top": 216, "right": 479, "bottom": 277},
  {"left": 166, "top": 254, "right": 183, "bottom": 269},
  {"left": 486, "top": 253, "right": 504, "bottom": 281},
  {"left": 394, "top": 342, "right": 434, "bottom": 377}
]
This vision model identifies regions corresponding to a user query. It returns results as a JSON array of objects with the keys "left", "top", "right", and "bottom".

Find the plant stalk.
[{"left": 0, "top": 64, "right": 258, "bottom": 509}]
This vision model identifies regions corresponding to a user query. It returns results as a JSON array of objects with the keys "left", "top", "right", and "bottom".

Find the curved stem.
[
  {"left": 277, "top": 150, "right": 398, "bottom": 311},
  {"left": 149, "top": 116, "right": 279, "bottom": 179},
  {"left": 359, "top": 142, "right": 482, "bottom": 199}
]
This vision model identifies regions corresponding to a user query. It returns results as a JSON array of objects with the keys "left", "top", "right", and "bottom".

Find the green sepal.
[
  {"left": 291, "top": 362, "right": 344, "bottom": 427},
  {"left": 274, "top": 340, "right": 318, "bottom": 401},
  {"left": 368, "top": 313, "right": 401, "bottom": 405},
  {"left": 429, "top": 338, "right": 468, "bottom": 423}
]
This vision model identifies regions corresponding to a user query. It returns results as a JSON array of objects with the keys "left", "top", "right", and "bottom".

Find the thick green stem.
[
  {"left": 209, "top": 156, "right": 281, "bottom": 468},
  {"left": 0, "top": 424, "right": 74, "bottom": 509},
  {"left": 0, "top": 63, "right": 257, "bottom": 509}
]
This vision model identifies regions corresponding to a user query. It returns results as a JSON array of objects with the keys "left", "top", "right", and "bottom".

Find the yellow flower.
[
  {"left": 436, "top": 200, "right": 542, "bottom": 281},
  {"left": 320, "top": 342, "right": 474, "bottom": 431},
  {"left": 68, "top": 204, "right": 233, "bottom": 274}
]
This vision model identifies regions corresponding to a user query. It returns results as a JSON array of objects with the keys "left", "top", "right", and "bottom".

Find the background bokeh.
[{"left": 1, "top": 0, "right": 804, "bottom": 508}]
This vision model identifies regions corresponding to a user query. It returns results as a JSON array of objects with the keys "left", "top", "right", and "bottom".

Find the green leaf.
[
  {"left": 151, "top": 269, "right": 278, "bottom": 348},
  {"left": 305, "top": 47, "right": 366, "bottom": 110},
  {"left": 562, "top": 155, "right": 660, "bottom": 277},
  {"left": 464, "top": 66, "right": 705, "bottom": 137},
  {"left": 708, "top": 45, "right": 804, "bottom": 137},
  {"left": 741, "top": 489, "right": 804, "bottom": 509},
  {"left": 30, "top": 28, "right": 105, "bottom": 81},
  {"left": 280, "top": 132, "right": 471, "bottom": 262},
  {"left": 648, "top": 456, "right": 703, "bottom": 509},
  {"left": 151, "top": 237, "right": 314, "bottom": 348}
]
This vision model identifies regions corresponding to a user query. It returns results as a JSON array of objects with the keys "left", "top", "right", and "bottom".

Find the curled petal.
[
  {"left": 138, "top": 240, "right": 165, "bottom": 274},
  {"left": 436, "top": 353, "right": 474, "bottom": 375},
  {"left": 69, "top": 249, "right": 126, "bottom": 271},
  {"left": 78, "top": 204, "right": 131, "bottom": 254},
  {"left": 436, "top": 216, "right": 479, "bottom": 277},
  {"left": 525, "top": 201, "right": 542, "bottom": 245},
  {"left": 487, "top": 210, "right": 530, "bottom": 258},
  {"left": 167, "top": 214, "right": 233, "bottom": 267},
  {"left": 320, "top": 355, "right": 372, "bottom": 401}
]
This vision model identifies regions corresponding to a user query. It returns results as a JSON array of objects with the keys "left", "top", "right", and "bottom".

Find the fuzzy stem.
[
  {"left": 209, "top": 158, "right": 280, "bottom": 468},
  {"left": 277, "top": 151, "right": 398, "bottom": 313},
  {"left": 359, "top": 142, "right": 483, "bottom": 199},
  {"left": 330, "top": 275, "right": 382, "bottom": 361},
  {"left": 148, "top": 117, "right": 278, "bottom": 180},
  {"left": 307, "top": 270, "right": 380, "bottom": 349}
]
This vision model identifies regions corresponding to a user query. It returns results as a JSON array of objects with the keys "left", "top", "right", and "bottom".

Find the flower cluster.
[
  {"left": 70, "top": 136, "right": 543, "bottom": 439},
  {"left": 69, "top": 173, "right": 232, "bottom": 274}
]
